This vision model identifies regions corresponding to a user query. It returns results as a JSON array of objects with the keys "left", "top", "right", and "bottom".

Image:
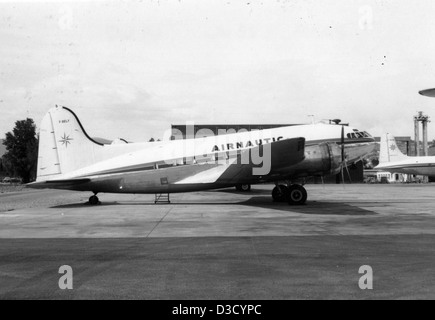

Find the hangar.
[{"left": 170, "top": 123, "right": 301, "bottom": 139}]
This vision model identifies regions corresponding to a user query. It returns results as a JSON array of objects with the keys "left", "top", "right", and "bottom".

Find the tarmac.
[{"left": 1, "top": 183, "right": 435, "bottom": 299}]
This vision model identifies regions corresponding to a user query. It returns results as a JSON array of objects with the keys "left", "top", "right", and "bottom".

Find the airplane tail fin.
[
  {"left": 379, "top": 133, "right": 408, "bottom": 164},
  {"left": 36, "top": 106, "right": 104, "bottom": 181}
]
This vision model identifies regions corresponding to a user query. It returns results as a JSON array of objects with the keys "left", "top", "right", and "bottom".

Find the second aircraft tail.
[{"left": 379, "top": 133, "right": 408, "bottom": 164}]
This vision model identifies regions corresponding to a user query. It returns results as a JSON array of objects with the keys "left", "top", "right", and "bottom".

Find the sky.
[{"left": 1, "top": 0, "right": 435, "bottom": 142}]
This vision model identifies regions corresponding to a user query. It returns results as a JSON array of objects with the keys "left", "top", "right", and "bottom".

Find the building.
[
  {"left": 364, "top": 169, "right": 412, "bottom": 183},
  {"left": 170, "top": 124, "right": 301, "bottom": 139}
]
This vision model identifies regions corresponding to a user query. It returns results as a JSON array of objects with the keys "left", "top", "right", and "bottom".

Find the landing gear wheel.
[
  {"left": 89, "top": 195, "right": 99, "bottom": 205},
  {"left": 235, "top": 184, "right": 251, "bottom": 192},
  {"left": 240, "top": 184, "right": 251, "bottom": 192},
  {"left": 287, "top": 185, "right": 307, "bottom": 205},
  {"left": 272, "top": 185, "right": 289, "bottom": 202}
]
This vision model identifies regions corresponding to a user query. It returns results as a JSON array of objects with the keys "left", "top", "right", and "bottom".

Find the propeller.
[{"left": 340, "top": 125, "right": 352, "bottom": 185}]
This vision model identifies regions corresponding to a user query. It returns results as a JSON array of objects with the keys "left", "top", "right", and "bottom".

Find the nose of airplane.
[{"left": 344, "top": 138, "right": 376, "bottom": 163}]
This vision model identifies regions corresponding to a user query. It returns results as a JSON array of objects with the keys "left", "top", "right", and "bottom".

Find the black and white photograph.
[{"left": 1, "top": 0, "right": 435, "bottom": 304}]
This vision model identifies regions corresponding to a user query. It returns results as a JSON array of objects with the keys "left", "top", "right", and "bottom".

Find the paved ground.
[{"left": 1, "top": 184, "right": 435, "bottom": 299}]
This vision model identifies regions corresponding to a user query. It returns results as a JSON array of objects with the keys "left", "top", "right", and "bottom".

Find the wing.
[{"left": 175, "top": 137, "right": 305, "bottom": 184}]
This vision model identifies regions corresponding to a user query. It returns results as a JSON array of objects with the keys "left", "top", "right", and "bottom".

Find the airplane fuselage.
[
  {"left": 36, "top": 124, "right": 374, "bottom": 193},
  {"left": 376, "top": 156, "right": 435, "bottom": 176}
]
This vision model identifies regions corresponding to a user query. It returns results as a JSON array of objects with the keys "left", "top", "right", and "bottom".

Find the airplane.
[
  {"left": 27, "top": 106, "right": 376, "bottom": 205},
  {"left": 375, "top": 133, "right": 435, "bottom": 176}
]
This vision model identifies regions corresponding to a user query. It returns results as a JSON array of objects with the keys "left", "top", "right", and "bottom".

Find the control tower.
[{"left": 414, "top": 111, "right": 430, "bottom": 156}]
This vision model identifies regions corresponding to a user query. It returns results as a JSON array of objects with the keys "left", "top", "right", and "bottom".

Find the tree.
[{"left": 2, "top": 118, "right": 38, "bottom": 183}]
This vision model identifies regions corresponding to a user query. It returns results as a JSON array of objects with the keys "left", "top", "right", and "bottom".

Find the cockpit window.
[
  {"left": 363, "top": 131, "right": 372, "bottom": 138},
  {"left": 347, "top": 130, "right": 372, "bottom": 139}
]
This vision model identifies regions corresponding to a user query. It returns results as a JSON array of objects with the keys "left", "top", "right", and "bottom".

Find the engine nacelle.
[{"left": 286, "top": 142, "right": 342, "bottom": 177}]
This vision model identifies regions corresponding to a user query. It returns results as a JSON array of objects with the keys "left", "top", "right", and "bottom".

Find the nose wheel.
[{"left": 89, "top": 195, "right": 100, "bottom": 205}]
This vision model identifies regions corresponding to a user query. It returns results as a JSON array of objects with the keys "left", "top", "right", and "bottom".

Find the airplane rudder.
[{"left": 380, "top": 133, "right": 407, "bottom": 163}]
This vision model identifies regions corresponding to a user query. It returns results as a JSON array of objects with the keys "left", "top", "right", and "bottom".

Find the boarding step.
[{"left": 154, "top": 193, "right": 170, "bottom": 204}]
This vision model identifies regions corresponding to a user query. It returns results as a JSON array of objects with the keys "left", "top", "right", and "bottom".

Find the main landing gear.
[
  {"left": 272, "top": 183, "right": 307, "bottom": 205},
  {"left": 88, "top": 193, "right": 100, "bottom": 205},
  {"left": 235, "top": 184, "right": 251, "bottom": 192}
]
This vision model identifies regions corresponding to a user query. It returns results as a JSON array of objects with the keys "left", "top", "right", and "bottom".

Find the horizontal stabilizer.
[{"left": 27, "top": 178, "right": 91, "bottom": 189}]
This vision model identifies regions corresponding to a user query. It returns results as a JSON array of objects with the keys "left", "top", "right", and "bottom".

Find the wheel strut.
[
  {"left": 272, "top": 184, "right": 289, "bottom": 202},
  {"left": 89, "top": 194, "right": 100, "bottom": 205}
]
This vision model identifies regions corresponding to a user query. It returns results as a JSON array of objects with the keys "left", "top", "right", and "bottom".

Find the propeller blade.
[
  {"left": 341, "top": 125, "right": 345, "bottom": 162},
  {"left": 344, "top": 160, "right": 352, "bottom": 184},
  {"left": 340, "top": 125, "right": 346, "bottom": 186},
  {"left": 341, "top": 163, "right": 346, "bottom": 188}
]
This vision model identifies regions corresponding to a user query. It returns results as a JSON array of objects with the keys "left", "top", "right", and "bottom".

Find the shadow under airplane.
[
  {"left": 239, "top": 196, "right": 377, "bottom": 216},
  {"left": 51, "top": 195, "right": 377, "bottom": 216}
]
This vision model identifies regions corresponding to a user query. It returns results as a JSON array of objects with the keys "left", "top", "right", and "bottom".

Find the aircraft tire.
[
  {"left": 287, "top": 185, "right": 307, "bottom": 205},
  {"left": 272, "top": 185, "right": 289, "bottom": 202},
  {"left": 235, "top": 184, "right": 251, "bottom": 192},
  {"left": 240, "top": 184, "right": 251, "bottom": 192},
  {"left": 89, "top": 195, "right": 99, "bottom": 205}
]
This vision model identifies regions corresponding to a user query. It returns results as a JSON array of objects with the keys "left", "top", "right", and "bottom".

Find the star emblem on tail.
[{"left": 59, "top": 133, "right": 73, "bottom": 147}]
